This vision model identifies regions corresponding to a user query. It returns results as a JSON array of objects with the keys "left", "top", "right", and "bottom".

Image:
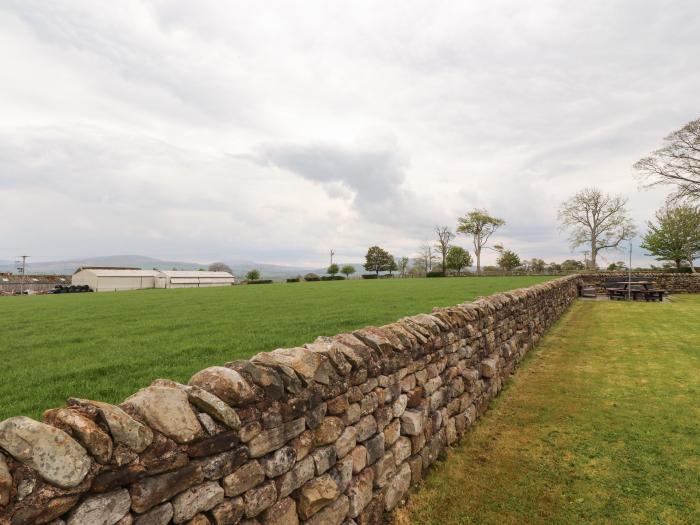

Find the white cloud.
[{"left": 0, "top": 0, "right": 698, "bottom": 267}]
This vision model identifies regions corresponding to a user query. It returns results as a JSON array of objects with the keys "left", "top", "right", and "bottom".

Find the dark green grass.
[
  {"left": 0, "top": 276, "right": 552, "bottom": 420},
  {"left": 396, "top": 296, "right": 700, "bottom": 525}
]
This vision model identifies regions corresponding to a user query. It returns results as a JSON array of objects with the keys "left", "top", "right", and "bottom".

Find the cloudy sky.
[{"left": 1, "top": 1, "right": 699, "bottom": 268}]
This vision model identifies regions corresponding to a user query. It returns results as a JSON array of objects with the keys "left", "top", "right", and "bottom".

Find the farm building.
[
  {"left": 72, "top": 267, "right": 161, "bottom": 292},
  {"left": 156, "top": 270, "right": 236, "bottom": 288},
  {"left": 71, "top": 267, "right": 235, "bottom": 291}
]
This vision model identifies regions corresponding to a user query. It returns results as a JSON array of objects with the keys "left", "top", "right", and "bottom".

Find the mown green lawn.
[
  {"left": 396, "top": 296, "right": 700, "bottom": 525},
  {"left": 0, "top": 276, "right": 553, "bottom": 420}
]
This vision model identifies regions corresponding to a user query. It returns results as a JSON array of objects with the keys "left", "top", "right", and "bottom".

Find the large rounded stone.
[
  {"left": 188, "top": 367, "right": 257, "bottom": 406},
  {"left": 122, "top": 386, "right": 204, "bottom": 444},
  {"left": 0, "top": 416, "right": 90, "bottom": 488},
  {"left": 67, "top": 489, "right": 131, "bottom": 525}
]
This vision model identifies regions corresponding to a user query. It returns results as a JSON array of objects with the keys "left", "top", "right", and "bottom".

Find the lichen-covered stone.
[
  {"left": 260, "top": 446, "right": 296, "bottom": 478},
  {"left": 311, "top": 445, "right": 336, "bottom": 475},
  {"left": 260, "top": 497, "right": 298, "bottom": 525},
  {"left": 210, "top": 497, "right": 244, "bottom": 525},
  {"left": 243, "top": 480, "right": 277, "bottom": 517},
  {"left": 384, "top": 462, "right": 411, "bottom": 511},
  {"left": 347, "top": 468, "right": 374, "bottom": 518},
  {"left": 314, "top": 417, "right": 344, "bottom": 446},
  {"left": 184, "top": 385, "right": 241, "bottom": 430},
  {"left": 66, "top": 489, "right": 131, "bottom": 525},
  {"left": 222, "top": 461, "right": 265, "bottom": 497},
  {"left": 44, "top": 407, "right": 113, "bottom": 464},
  {"left": 304, "top": 494, "right": 349, "bottom": 525},
  {"left": 247, "top": 419, "right": 305, "bottom": 458},
  {"left": 0, "top": 416, "right": 90, "bottom": 489},
  {"left": 400, "top": 409, "right": 423, "bottom": 436},
  {"left": 172, "top": 481, "right": 224, "bottom": 523},
  {"left": 298, "top": 474, "right": 340, "bottom": 519},
  {"left": 188, "top": 367, "right": 257, "bottom": 406},
  {"left": 130, "top": 464, "right": 204, "bottom": 513},
  {"left": 71, "top": 399, "right": 153, "bottom": 453},
  {"left": 275, "top": 456, "right": 314, "bottom": 498},
  {"left": 335, "top": 426, "right": 357, "bottom": 459},
  {"left": 123, "top": 386, "right": 204, "bottom": 444},
  {"left": 134, "top": 503, "right": 173, "bottom": 525},
  {"left": 0, "top": 452, "right": 11, "bottom": 506}
]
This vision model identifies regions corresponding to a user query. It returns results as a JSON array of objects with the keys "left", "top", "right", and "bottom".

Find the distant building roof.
[
  {"left": 74, "top": 266, "right": 141, "bottom": 274},
  {"left": 78, "top": 268, "right": 161, "bottom": 277},
  {"left": 158, "top": 271, "right": 234, "bottom": 278}
]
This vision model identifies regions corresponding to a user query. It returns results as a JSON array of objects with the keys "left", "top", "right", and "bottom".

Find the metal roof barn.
[
  {"left": 72, "top": 268, "right": 161, "bottom": 292},
  {"left": 156, "top": 270, "right": 235, "bottom": 288}
]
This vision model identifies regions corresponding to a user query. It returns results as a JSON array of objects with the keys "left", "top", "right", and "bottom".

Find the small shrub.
[
  {"left": 286, "top": 277, "right": 301, "bottom": 283},
  {"left": 362, "top": 274, "right": 378, "bottom": 279},
  {"left": 321, "top": 275, "right": 346, "bottom": 281},
  {"left": 304, "top": 273, "right": 320, "bottom": 282},
  {"left": 247, "top": 279, "right": 273, "bottom": 285},
  {"left": 426, "top": 271, "right": 446, "bottom": 278}
]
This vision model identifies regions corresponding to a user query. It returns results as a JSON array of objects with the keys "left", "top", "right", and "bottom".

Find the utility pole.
[
  {"left": 583, "top": 251, "right": 589, "bottom": 270},
  {"left": 330, "top": 249, "right": 335, "bottom": 266},
  {"left": 16, "top": 255, "right": 29, "bottom": 295}
]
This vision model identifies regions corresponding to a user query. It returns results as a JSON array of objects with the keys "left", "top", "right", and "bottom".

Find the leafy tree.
[
  {"left": 341, "top": 265, "right": 356, "bottom": 279},
  {"left": 497, "top": 250, "right": 521, "bottom": 272},
  {"left": 528, "top": 258, "right": 546, "bottom": 273},
  {"left": 364, "top": 246, "right": 392, "bottom": 275},
  {"left": 558, "top": 188, "right": 636, "bottom": 269},
  {"left": 327, "top": 263, "right": 339, "bottom": 277},
  {"left": 641, "top": 205, "right": 700, "bottom": 272},
  {"left": 561, "top": 259, "right": 585, "bottom": 271},
  {"left": 634, "top": 117, "right": 700, "bottom": 202},
  {"left": 387, "top": 258, "right": 398, "bottom": 276},
  {"left": 547, "top": 262, "right": 562, "bottom": 272},
  {"left": 396, "top": 257, "right": 409, "bottom": 277},
  {"left": 434, "top": 226, "right": 454, "bottom": 274},
  {"left": 457, "top": 209, "right": 505, "bottom": 275},
  {"left": 208, "top": 262, "right": 233, "bottom": 273},
  {"left": 446, "top": 246, "right": 472, "bottom": 275},
  {"left": 245, "top": 269, "right": 261, "bottom": 281},
  {"left": 607, "top": 261, "right": 627, "bottom": 271}
]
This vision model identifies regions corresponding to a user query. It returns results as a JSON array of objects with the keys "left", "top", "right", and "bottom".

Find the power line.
[{"left": 15, "top": 255, "right": 29, "bottom": 295}]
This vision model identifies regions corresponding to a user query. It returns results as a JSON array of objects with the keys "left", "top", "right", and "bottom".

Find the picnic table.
[{"left": 606, "top": 281, "right": 666, "bottom": 301}]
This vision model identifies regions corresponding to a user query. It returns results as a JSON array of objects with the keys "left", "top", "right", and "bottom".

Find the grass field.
[
  {"left": 0, "top": 276, "right": 553, "bottom": 420},
  {"left": 395, "top": 296, "right": 700, "bottom": 525}
]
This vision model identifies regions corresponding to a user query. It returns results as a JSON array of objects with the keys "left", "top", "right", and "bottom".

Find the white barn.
[
  {"left": 72, "top": 267, "right": 235, "bottom": 292},
  {"left": 156, "top": 270, "right": 235, "bottom": 288},
  {"left": 72, "top": 268, "right": 161, "bottom": 292}
]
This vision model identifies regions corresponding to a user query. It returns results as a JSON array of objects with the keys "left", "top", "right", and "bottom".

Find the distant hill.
[{"left": 0, "top": 255, "right": 318, "bottom": 280}]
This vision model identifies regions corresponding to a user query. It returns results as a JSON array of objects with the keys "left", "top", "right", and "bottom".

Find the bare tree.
[
  {"left": 416, "top": 244, "right": 437, "bottom": 273},
  {"left": 456, "top": 209, "right": 505, "bottom": 275},
  {"left": 634, "top": 118, "right": 700, "bottom": 203},
  {"left": 433, "top": 226, "right": 454, "bottom": 274},
  {"left": 558, "top": 188, "right": 636, "bottom": 269},
  {"left": 208, "top": 262, "right": 233, "bottom": 273}
]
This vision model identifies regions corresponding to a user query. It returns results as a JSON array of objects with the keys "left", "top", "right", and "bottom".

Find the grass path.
[
  {"left": 395, "top": 296, "right": 700, "bottom": 525},
  {"left": 0, "top": 276, "right": 552, "bottom": 420}
]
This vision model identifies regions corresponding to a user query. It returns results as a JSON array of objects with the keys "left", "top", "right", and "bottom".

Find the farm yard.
[
  {"left": 0, "top": 275, "right": 554, "bottom": 420},
  {"left": 395, "top": 296, "right": 700, "bottom": 525}
]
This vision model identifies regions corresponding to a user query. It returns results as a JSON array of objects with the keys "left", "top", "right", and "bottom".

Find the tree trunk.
[
  {"left": 675, "top": 260, "right": 682, "bottom": 269},
  {"left": 689, "top": 254, "right": 697, "bottom": 273},
  {"left": 590, "top": 244, "right": 597, "bottom": 270},
  {"left": 476, "top": 248, "right": 481, "bottom": 275}
]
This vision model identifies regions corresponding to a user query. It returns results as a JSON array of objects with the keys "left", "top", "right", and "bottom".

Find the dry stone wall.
[
  {"left": 0, "top": 276, "right": 580, "bottom": 525},
  {"left": 579, "top": 272, "right": 700, "bottom": 294}
]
